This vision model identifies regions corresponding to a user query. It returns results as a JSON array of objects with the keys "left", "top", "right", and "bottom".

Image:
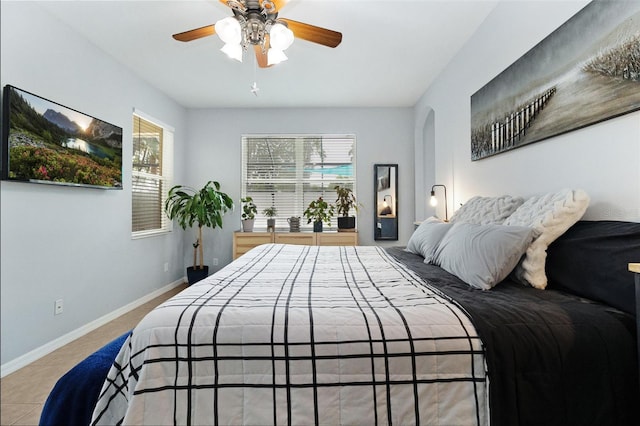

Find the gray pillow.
[
  {"left": 433, "top": 222, "right": 536, "bottom": 290},
  {"left": 405, "top": 217, "right": 452, "bottom": 263}
]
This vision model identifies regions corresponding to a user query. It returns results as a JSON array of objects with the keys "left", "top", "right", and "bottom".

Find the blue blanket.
[{"left": 39, "top": 330, "right": 130, "bottom": 426}]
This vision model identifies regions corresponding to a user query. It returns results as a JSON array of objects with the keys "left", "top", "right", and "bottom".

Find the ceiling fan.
[{"left": 172, "top": 0, "right": 342, "bottom": 68}]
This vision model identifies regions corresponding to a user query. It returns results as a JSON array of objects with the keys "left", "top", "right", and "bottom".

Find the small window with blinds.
[
  {"left": 242, "top": 135, "right": 356, "bottom": 231},
  {"left": 132, "top": 113, "right": 173, "bottom": 238}
]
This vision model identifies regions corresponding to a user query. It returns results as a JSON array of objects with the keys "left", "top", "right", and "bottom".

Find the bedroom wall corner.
[
  {"left": 414, "top": 106, "right": 437, "bottom": 221},
  {"left": 183, "top": 107, "right": 415, "bottom": 261}
]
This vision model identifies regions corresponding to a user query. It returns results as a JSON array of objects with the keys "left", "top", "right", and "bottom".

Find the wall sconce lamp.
[{"left": 430, "top": 184, "right": 448, "bottom": 221}]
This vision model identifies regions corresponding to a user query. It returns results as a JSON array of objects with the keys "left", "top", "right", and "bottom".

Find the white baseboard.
[{"left": 0, "top": 277, "right": 185, "bottom": 378}]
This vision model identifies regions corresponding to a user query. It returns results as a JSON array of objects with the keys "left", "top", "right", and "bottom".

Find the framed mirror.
[{"left": 374, "top": 164, "right": 398, "bottom": 240}]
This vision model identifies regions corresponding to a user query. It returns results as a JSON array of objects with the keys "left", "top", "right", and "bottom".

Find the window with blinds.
[
  {"left": 242, "top": 135, "right": 356, "bottom": 231},
  {"left": 132, "top": 113, "right": 173, "bottom": 237}
]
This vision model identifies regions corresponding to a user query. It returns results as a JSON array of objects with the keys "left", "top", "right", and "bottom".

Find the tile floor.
[{"left": 0, "top": 284, "right": 187, "bottom": 426}]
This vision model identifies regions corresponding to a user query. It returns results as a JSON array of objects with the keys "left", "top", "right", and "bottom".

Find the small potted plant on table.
[
  {"left": 263, "top": 206, "right": 278, "bottom": 232},
  {"left": 303, "top": 196, "right": 334, "bottom": 232},
  {"left": 334, "top": 185, "right": 358, "bottom": 232},
  {"left": 165, "top": 180, "right": 234, "bottom": 285},
  {"left": 241, "top": 197, "right": 258, "bottom": 232}
]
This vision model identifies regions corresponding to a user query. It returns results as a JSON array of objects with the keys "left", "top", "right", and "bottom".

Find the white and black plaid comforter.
[{"left": 92, "top": 244, "right": 488, "bottom": 425}]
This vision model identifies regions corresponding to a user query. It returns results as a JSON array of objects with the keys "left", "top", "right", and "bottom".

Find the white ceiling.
[{"left": 37, "top": 0, "right": 498, "bottom": 109}]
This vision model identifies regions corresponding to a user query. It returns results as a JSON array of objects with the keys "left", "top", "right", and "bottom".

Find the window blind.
[
  {"left": 242, "top": 135, "right": 356, "bottom": 230},
  {"left": 132, "top": 114, "right": 173, "bottom": 237}
]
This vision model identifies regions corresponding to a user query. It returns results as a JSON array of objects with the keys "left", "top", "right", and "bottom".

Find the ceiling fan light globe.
[
  {"left": 216, "top": 16, "right": 242, "bottom": 45},
  {"left": 267, "top": 48, "right": 287, "bottom": 65},
  {"left": 221, "top": 43, "right": 243, "bottom": 62},
  {"left": 269, "top": 23, "right": 294, "bottom": 51}
]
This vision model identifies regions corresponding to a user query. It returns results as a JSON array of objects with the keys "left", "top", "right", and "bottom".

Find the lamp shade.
[
  {"left": 430, "top": 191, "right": 438, "bottom": 206},
  {"left": 221, "top": 43, "right": 243, "bottom": 62},
  {"left": 267, "top": 48, "right": 288, "bottom": 65},
  {"left": 269, "top": 23, "right": 294, "bottom": 51},
  {"left": 216, "top": 16, "right": 242, "bottom": 45}
]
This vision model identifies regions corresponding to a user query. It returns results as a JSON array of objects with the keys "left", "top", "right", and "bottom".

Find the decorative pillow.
[
  {"left": 405, "top": 217, "right": 452, "bottom": 263},
  {"left": 449, "top": 195, "right": 524, "bottom": 225},
  {"left": 503, "top": 189, "right": 590, "bottom": 289},
  {"left": 546, "top": 220, "right": 640, "bottom": 315},
  {"left": 433, "top": 222, "right": 537, "bottom": 290}
]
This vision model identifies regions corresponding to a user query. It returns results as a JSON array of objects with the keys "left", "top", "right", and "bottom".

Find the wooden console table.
[{"left": 233, "top": 231, "right": 358, "bottom": 259}]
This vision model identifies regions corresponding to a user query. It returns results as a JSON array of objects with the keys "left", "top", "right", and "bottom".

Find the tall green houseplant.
[{"left": 165, "top": 180, "right": 234, "bottom": 282}]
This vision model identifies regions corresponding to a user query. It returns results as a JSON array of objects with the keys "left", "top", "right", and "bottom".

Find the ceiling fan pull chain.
[{"left": 251, "top": 53, "right": 260, "bottom": 96}]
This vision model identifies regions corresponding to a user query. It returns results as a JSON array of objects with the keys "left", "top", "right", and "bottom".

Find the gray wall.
[
  {"left": 415, "top": 0, "right": 639, "bottom": 222},
  {"left": 184, "top": 107, "right": 415, "bottom": 271},
  {"left": 1, "top": 2, "right": 187, "bottom": 366}
]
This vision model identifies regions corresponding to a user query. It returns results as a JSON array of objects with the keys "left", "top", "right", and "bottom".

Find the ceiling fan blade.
[
  {"left": 172, "top": 24, "right": 216, "bottom": 42},
  {"left": 279, "top": 18, "right": 342, "bottom": 48},
  {"left": 254, "top": 44, "right": 270, "bottom": 68}
]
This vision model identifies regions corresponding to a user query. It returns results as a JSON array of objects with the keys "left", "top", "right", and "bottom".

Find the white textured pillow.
[
  {"left": 433, "top": 222, "right": 536, "bottom": 290},
  {"left": 449, "top": 195, "right": 524, "bottom": 225},
  {"left": 503, "top": 189, "right": 590, "bottom": 289},
  {"left": 405, "top": 217, "right": 452, "bottom": 263}
]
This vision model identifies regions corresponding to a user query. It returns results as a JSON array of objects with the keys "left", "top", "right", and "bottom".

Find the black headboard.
[{"left": 546, "top": 220, "right": 640, "bottom": 315}]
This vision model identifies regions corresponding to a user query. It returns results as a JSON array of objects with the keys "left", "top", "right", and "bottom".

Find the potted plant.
[
  {"left": 263, "top": 206, "right": 277, "bottom": 232},
  {"left": 165, "top": 180, "right": 234, "bottom": 285},
  {"left": 241, "top": 197, "right": 257, "bottom": 232},
  {"left": 334, "top": 185, "right": 358, "bottom": 232},
  {"left": 303, "top": 196, "right": 335, "bottom": 232}
]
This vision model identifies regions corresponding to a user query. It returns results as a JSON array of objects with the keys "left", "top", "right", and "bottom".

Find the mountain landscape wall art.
[{"left": 1, "top": 85, "right": 123, "bottom": 189}]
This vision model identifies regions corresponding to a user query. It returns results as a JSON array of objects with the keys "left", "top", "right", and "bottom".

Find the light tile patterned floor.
[{"left": 0, "top": 284, "right": 186, "bottom": 426}]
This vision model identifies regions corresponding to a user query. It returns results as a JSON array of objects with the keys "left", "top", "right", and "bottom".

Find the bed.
[
  {"left": 91, "top": 243, "right": 489, "bottom": 425},
  {"left": 42, "top": 191, "right": 639, "bottom": 426}
]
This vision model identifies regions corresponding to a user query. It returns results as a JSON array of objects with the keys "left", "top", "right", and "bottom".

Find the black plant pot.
[
  {"left": 313, "top": 221, "right": 323, "bottom": 232},
  {"left": 187, "top": 265, "right": 209, "bottom": 285},
  {"left": 337, "top": 216, "right": 356, "bottom": 232}
]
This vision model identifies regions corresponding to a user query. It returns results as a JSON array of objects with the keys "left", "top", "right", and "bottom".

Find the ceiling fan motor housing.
[{"left": 246, "top": 11, "right": 268, "bottom": 45}]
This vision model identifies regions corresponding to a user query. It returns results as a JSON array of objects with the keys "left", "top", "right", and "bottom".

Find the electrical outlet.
[
  {"left": 54, "top": 299, "right": 64, "bottom": 315},
  {"left": 213, "top": 258, "right": 219, "bottom": 266},
  {"left": 164, "top": 262, "right": 169, "bottom": 272}
]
